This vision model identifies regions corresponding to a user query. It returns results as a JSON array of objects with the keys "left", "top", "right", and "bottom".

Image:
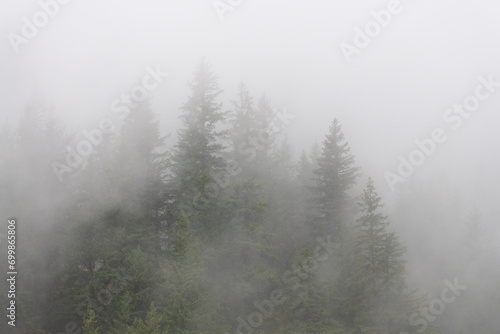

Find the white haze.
[{"left": 1, "top": 0, "right": 500, "bottom": 332}]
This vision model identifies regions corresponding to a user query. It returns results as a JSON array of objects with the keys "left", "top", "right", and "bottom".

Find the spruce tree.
[
  {"left": 2, "top": 99, "right": 71, "bottom": 333},
  {"left": 53, "top": 98, "right": 168, "bottom": 333},
  {"left": 351, "top": 178, "right": 413, "bottom": 333},
  {"left": 158, "top": 214, "right": 220, "bottom": 334},
  {"left": 229, "top": 83, "right": 259, "bottom": 179},
  {"left": 310, "top": 118, "right": 359, "bottom": 237},
  {"left": 168, "top": 60, "right": 228, "bottom": 238}
]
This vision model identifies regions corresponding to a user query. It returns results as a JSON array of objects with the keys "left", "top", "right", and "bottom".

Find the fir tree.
[
  {"left": 351, "top": 178, "right": 413, "bottom": 333},
  {"left": 229, "top": 83, "right": 259, "bottom": 179},
  {"left": 168, "top": 60, "right": 228, "bottom": 239},
  {"left": 310, "top": 118, "right": 359, "bottom": 237}
]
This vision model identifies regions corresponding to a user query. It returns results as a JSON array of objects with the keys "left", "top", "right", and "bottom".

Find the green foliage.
[
  {"left": 83, "top": 306, "right": 101, "bottom": 334},
  {"left": 167, "top": 60, "right": 228, "bottom": 241},
  {"left": 310, "top": 118, "right": 359, "bottom": 237},
  {"left": 345, "top": 178, "right": 415, "bottom": 333},
  {"left": 158, "top": 215, "right": 219, "bottom": 334},
  {"left": 127, "top": 302, "right": 164, "bottom": 334},
  {"left": 1, "top": 62, "right": 465, "bottom": 334}
]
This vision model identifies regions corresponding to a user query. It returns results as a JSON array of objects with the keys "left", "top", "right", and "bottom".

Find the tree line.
[{"left": 2, "top": 60, "right": 494, "bottom": 333}]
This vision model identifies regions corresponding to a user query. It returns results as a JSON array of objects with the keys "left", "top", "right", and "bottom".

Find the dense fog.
[{"left": 1, "top": 1, "right": 499, "bottom": 333}]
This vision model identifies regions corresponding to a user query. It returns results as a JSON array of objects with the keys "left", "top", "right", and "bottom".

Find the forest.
[{"left": 0, "top": 60, "right": 499, "bottom": 334}]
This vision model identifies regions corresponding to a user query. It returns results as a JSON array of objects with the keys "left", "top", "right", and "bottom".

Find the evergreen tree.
[
  {"left": 297, "top": 150, "right": 313, "bottom": 190},
  {"left": 229, "top": 83, "right": 259, "bottom": 180},
  {"left": 254, "top": 94, "right": 276, "bottom": 163},
  {"left": 52, "top": 98, "right": 167, "bottom": 333},
  {"left": 1, "top": 98, "right": 71, "bottom": 333},
  {"left": 272, "top": 136, "right": 295, "bottom": 182},
  {"left": 168, "top": 60, "right": 228, "bottom": 239},
  {"left": 347, "top": 178, "right": 413, "bottom": 333},
  {"left": 2, "top": 61, "right": 483, "bottom": 334},
  {"left": 157, "top": 214, "right": 220, "bottom": 333},
  {"left": 126, "top": 302, "right": 165, "bottom": 334},
  {"left": 82, "top": 307, "right": 101, "bottom": 334},
  {"left": 310, "top": 118, "right": 359, "bottom": 237},
  {"left": 212, "top": 178, "right": 280, "bottom": 330},
  {"left": 114, "top": 98, "right": 169, "bottom": 255}
]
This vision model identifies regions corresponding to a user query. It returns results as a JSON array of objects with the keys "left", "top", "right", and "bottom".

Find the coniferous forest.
[{"left": 1, "top": 59, "right": 499, "bottom": 334}]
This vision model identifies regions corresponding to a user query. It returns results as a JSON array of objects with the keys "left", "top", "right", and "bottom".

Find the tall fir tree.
[
  {"left": 168, "top": 60, "right": 228, "bottom": 239},
  {"left": 229, "top": 83, "right": 259, "bottom": 180},
  {"left": 310, "top": 118, "right": 359, "bottom": 237},
  {"left": 52, "top": 99, "right": 167, "bottom": 333},
  {"left": 157, "top": 214, "right": 220, "bottom": 334},
  {"left": 346, "top": 178, "right": 415, "bottom": 333},
  {"left": 3, "top": 98, "right": 72, "bottom": 333}
]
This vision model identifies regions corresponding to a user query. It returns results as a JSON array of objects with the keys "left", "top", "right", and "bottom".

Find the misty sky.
[{"left": 1, "top": 0, "right": 499, "bottom": 223}]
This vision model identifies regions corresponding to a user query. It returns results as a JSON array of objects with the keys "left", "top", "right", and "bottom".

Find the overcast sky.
[{"left": 1, "top": 0, "right": 499, "bottom": 218}]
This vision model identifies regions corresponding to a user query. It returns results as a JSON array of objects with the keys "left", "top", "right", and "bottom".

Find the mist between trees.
[
  {"left": 0, "top": 60, "right": 498, "bottom": 334},
  {"left": 51, "top": 64, "right": 169, "bottom": 183}
]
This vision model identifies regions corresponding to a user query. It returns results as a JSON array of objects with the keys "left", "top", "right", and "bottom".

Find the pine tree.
[
  {"left": 349, "top": 178, "right": 413, "bottom": 333},
  {"left": 267, "top": 136, "right": 301, "bottom": 242},
  {"left": 211, "top": 178, "right": 284, "bottom": 334},
  {"left": 52, "top": 98, "right": 168, "bottom": 333},
  {"left": 2, "top": 98, "right": 72, "bottom": 333},
  {"left": 254, "top": 94, "right": 276, "bottom": 161},
  {"left": 114, "top": 98, "right": 169, "bottom": 255},
  {"left": 229, "top": 83, "right": 259, "bottom": 180},
  {"left": 310, "top": 118, "right": 359, "bottom": 237},
  {"left": 158, "top": 214, "right": 220, "bottom": 334},
  {"left": 357, "top": 178, "right": 398, "bottom": 279},
  {"left": 127, "top": 302, "right": 164, "bottom": 334},
  {"left": 272, "top": 136, "right": 295, "bottom": 182},
  {"left": 82, "top": 306, "right": 101, "bottom": 334},
  {"left": 297, "top": 150, "right": 313, "bottom": 190},
  {"left": 168, "top": 60, "right": 228, "bottom": 239}
]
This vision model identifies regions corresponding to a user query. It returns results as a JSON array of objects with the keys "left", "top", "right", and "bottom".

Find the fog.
[{"left": 1, "top": 0, "right": 499, "bottom": 333}]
